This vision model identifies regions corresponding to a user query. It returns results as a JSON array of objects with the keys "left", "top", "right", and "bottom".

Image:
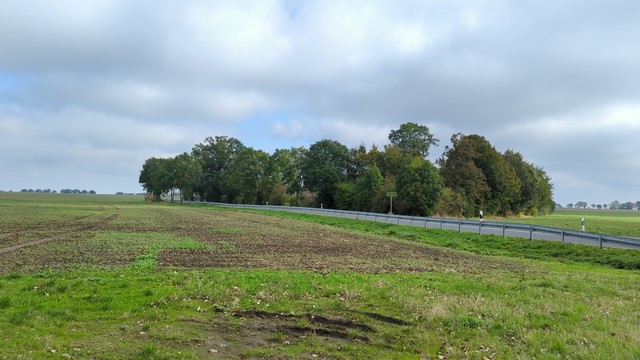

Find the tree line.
[
  {"left": 139, "top": 123, "right": 555, "bottom": 217},
  {"left": 561, "top": 201, "right": 640, "bottom": 210},
  {"left": 19, "top": 189, "right": 97, "bottom": 194}
]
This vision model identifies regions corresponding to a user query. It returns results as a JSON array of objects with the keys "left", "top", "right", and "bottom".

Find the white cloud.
[{"left": 0, "top": 0, "right": 639, "bottom": 202}]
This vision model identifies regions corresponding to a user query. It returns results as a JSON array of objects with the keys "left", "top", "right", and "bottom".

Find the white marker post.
[{"left": 581, "top": 217, "right": 585, "bottom": 232}]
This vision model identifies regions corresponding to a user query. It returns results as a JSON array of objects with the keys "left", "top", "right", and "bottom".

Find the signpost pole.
[{"left": 386, "top": 192, "right": 397, "bottom": 214}]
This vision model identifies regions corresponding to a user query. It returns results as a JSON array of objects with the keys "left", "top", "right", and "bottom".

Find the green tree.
[
  {"left": 301, "top": 139, "right": 351, "bottom": 208},
  {"left": 334, "top": 181, "right": 357, "bottom": 210},
  {"left": 371, "top": 175, "right": 397, "bottom": 213},
  {"left": 268, "top": 147, "right": 307, "bottom": 205},
  {"left": 439, "top": 134, "right": 520, "bottom": 216},
  {"left": 192, "top": 136, "right": 245, "bottom": 202},
  {"left": 388, "top": 122, "right": 439, "bottom": 158},
  {"left": 227, "top": 147, "right": 270, "bottom": 204},
  {"left": 438, "top": 135, "right": 490, "bottom": 217},
  {"left": 138, "top": 157, "right": 172, "bottom": 201},
  {"left": 435, "top": 187, "right": 465, "bottom": 217},
  {"left": 396, "top": 157, "right": 443, "bottom": 216},
  {"left": 379, "top": 144, "right": 407, "bottom": 178},
  {"left": 353, "top": 165, "right": 383, "bottom": 211},
  {"left": 173, "top": 153, "right": 202, "bottom": 204}
]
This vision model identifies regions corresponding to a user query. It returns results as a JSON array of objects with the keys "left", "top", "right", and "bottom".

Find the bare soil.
[{"left": 0, "top": 206, "right": 526, "bottom": 275}]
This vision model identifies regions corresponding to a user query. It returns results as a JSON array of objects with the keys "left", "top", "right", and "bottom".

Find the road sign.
[{"left": 386, "top": 191, "right": 397, "bottom": 197}]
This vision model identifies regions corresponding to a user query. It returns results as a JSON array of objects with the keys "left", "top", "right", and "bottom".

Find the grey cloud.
[{"left": 0, "top": 0, "right": 639, "bottom": 202}]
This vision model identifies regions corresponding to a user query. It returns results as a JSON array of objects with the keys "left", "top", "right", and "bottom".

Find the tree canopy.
[{"left": 139, "top": 123, "right": 554, "bottom": 217}]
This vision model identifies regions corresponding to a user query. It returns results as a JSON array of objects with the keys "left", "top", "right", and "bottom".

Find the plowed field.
[{"left": 0, "top": 201, "right": 523, "bottom": 275}]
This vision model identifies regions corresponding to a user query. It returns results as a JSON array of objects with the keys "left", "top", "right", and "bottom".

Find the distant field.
[
  {"left": 0, "top": 193, "right": 639, "bottom": 358},
  {"left": 499, "top": 209, "right": 640, "bottom": 238}
]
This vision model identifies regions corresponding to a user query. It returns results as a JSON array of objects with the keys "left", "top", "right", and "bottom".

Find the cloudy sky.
[{"left": 1, "top": 0, "right": 638, "bottom": 206}]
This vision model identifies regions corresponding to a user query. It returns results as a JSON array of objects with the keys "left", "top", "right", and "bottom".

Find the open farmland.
[
  {"left": 499, "top": 209, "right": 640, "bottom": 238},
  {"left": 0, "top": 193, "right": 639, "bottom": 359}
]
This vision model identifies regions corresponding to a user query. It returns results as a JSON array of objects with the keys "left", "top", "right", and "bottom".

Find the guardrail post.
[
  {"left": 479, "top": 222, "right": 482, "bottom": 235},
  {"left": 561, "top": 230, "right": 565, "bottom": 243},
  {"left": 397, "top": 216, "right": 400, "bottom": 225},
  {"left": 529, "top": 226, "right": 533, "bottom": 240},
  {"left": 458, "top": 220, "right": 462, "bottom": 233},
  {"left": 502, "top": 224, "right": 506, "bottom": 237},
  {"left": 599, "top": 234, "right": 603, "bottom": 249},
  {"left": 410, "top": 218, "right": 413, "bottom": 226},
  {"left": 440, "top": 220, "right": 444, "bottom": 230}
]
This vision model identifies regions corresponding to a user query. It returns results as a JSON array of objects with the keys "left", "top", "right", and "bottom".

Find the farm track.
[{"left": 0, "top": 213, "right": 120, "bottom": 255}]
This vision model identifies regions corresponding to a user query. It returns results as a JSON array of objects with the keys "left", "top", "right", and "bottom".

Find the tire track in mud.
[{"left": 0, "top": 214, "right": 120, "bottom": 255}]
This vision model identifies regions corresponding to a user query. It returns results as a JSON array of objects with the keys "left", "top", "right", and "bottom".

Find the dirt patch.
[{"left": 180, "top": 309, "right": 408, "bottom": 358}]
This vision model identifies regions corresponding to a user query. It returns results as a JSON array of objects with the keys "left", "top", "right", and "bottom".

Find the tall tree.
[
  {"left": 268, "top": 147, "right": 307, "bottom": 205},
  {"left": 192, "top": 136, "right": 245, "bottom": 202},
  {"left": 388, "top": 122, "right": 439, "bottom": 158},
  {"left": 439, "top": 134, "right": 520, "bottom": 216},
  {"left": 396, "top": 157, "right": 444, "bottom": 216},
  {"left": 503, "top": 150, "right": 554, "bottom": 215},
  {"left": 438, "top": 134, "right": 490, "bottom": 217},
  {"left": 138, "top": 157, "right": 172, "bottom": 201},
  {"left": 353, "top": 165, "right": 383, "bottom": 211},
  {"left": 301, "top": 139, "right": 351, "bottom": 208},
  {"left": 173, "top": 153, "right": 202, "bottom": 204}
]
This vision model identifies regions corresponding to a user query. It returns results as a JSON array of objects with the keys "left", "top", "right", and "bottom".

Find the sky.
[{"left": 1, "top": 0, "right": 639, "bottom": 206}]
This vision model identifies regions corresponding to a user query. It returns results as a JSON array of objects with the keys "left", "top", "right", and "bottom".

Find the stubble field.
[{"left": 0, "top": 193, "right": 639, "bottom": 359}]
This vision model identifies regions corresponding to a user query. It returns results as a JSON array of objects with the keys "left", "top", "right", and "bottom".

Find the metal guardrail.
[{"left": 183, "top": 201, "right": 640, "bottom": 250}]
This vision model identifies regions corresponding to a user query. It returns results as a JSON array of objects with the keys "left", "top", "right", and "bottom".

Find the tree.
[
  {"left": 353, "top": 165, "right": 384, "bottom": 211},
  {"left": 435, "top": 187, "right": 465, "bottom": 217},
  {"left": 610, "top": 200, "right": 621, "bottom": 209},
  {"left": 301, "top": 139, "right": 351, "bottom": 208},
  {"left": 334, "top": 181, "right": 357, "bottom": 210},
  {"left": 268, "top": 147, "right": 307, "bottom": 205},
  {"left": 227, "top": 147, "right": 270, "bottom": 204},
  {"left": 379, "top": 144, "right": 407, "bottom": 178},
  {"left": 503, "top": 150, "right": 554, "bottom": 215},
  {"left": 438, "top": 134, "right": 491, "bottom": 217},
  {"left": 396, "top": 157, "right": 443, "bottom": 216},
  {"left": 192, "top": 136, "right": 245, "bottom": 202},
  {"left": 172, "top": 153, "right": 202, "bottom": 204},
  {"left": 388, "top": 122, "right": 438, "bottom": 158},
  {"left": 138, "top": 157, "right": 172, "bottom": 201}
]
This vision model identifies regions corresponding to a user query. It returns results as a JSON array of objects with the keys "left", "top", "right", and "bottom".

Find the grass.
[
  {"left": 499, "top": 209, "right": 640, "bottom": 238},
  {"left": 1, "top": 267, "right": 638, "bottom": 358},
  {"left": 0, "top": 193, "right": 639, "bottom": 358}
]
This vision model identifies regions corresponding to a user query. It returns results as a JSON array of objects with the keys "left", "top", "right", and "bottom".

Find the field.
[
  {"left": 0, "top": 193, "right": 639, "bottom": 359},
  {"left": 499, "top": 209, "right": 640, "bottom": 238}
]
